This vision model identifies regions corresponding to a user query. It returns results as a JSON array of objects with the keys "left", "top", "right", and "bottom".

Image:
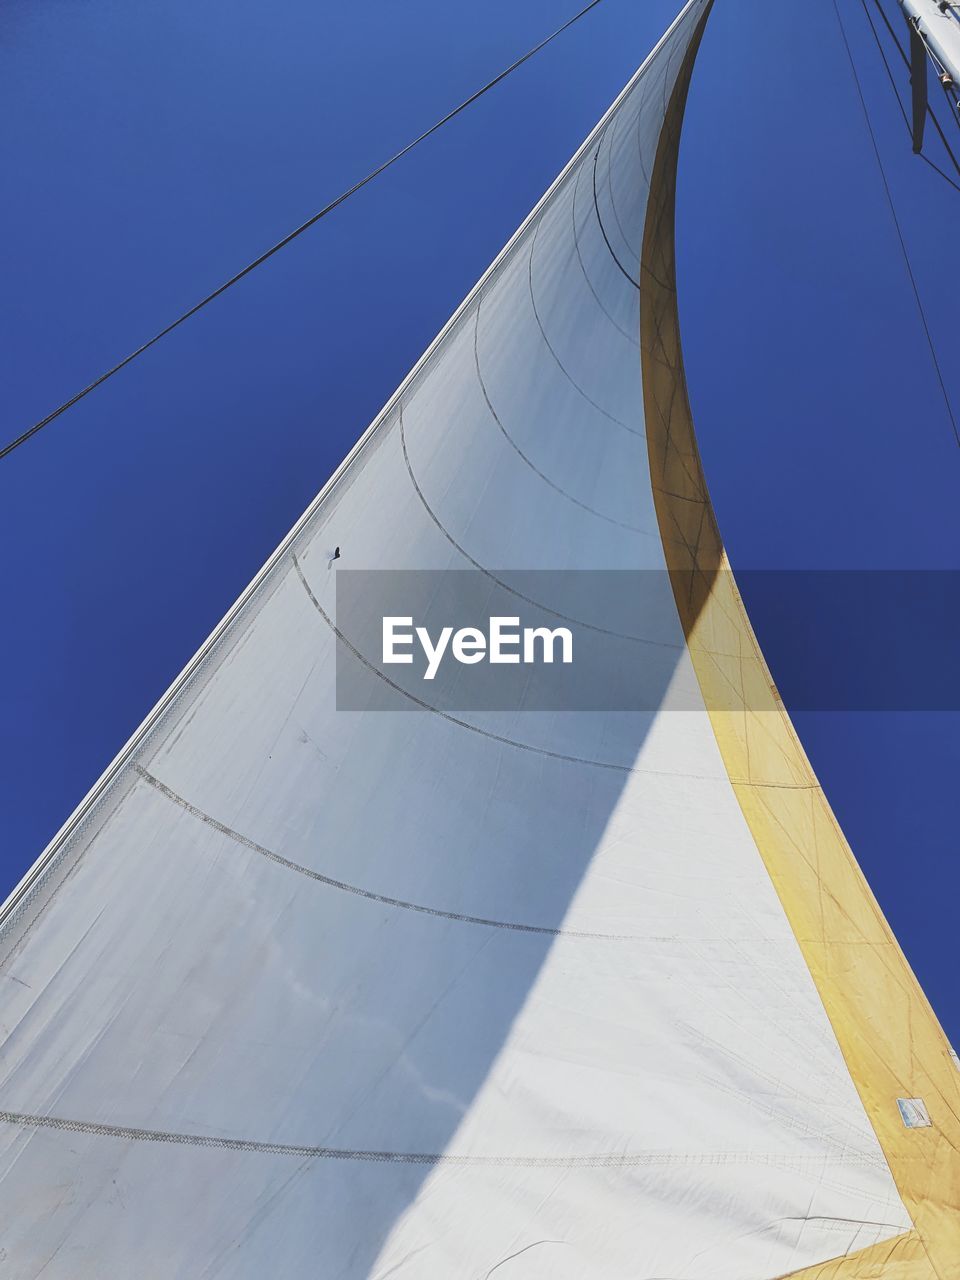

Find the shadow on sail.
[{"left": 5, "top": 4, "right": 944, "bottom": 1277}]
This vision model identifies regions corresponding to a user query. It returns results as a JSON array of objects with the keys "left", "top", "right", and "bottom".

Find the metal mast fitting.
[{"left": 901, "top": 0, "right": 960, "bottom": 150}]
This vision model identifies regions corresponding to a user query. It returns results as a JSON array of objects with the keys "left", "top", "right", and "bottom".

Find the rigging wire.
[
  {"left": 918, "top": 145, "right": 960, "bottom": 192},
  {"left": 863, "top": 0, "right": 960, "bottom": 181},
  {"left": 858, "top": 0, "right": 960, "bottom": 191},
  {"left": 0, "top": 0, "right": 607, "bottom": 464},
  {"left": 859, "top": 0, "right": 915, "bottom": 133},
  {"left": 831, "top": 0, "right": 960, "bottom": 449}
]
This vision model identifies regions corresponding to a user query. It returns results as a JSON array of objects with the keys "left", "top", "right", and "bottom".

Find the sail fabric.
[
  {"left": 638, "top": 24, "right": 960, "bottom": 1276},
  {"left": 0, "top": 2, "right": 949, "bottom": 1276}
]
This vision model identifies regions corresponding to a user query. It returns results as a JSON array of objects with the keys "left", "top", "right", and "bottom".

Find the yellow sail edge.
[
  {"left": 776, "top": 1230, "right": 933, "bottom": 1279},
  {"left": 640, "top": 9, "right": 960, "bottom": 1278}
]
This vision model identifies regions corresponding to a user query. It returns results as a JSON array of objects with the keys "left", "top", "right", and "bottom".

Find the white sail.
[{"left": 1, "top": 2, "right": 956, "bottom": 1276}]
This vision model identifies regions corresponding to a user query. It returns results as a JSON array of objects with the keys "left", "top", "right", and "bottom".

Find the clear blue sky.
[{"left": 2, "top": 0, "right": 958, "bottom": 1042}]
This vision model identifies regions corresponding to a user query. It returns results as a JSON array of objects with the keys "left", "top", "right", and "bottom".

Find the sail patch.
[{"left": 896, "top": 1097, "right": 931, "bottom": 1128}]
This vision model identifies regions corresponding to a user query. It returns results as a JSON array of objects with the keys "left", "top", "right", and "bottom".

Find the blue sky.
[{"left": 2, "top": 0, "right": 958, "bottom": 1042}]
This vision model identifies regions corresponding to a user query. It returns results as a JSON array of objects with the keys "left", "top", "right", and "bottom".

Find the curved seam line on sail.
[
  {"left": 634, "top": 82, "right": 655, "bottom": 201},
  {"left": 593, "top": 121, "right": 675, "bottom": 299},
  {"left": 606, "top": 122, "right": 641, "bottom": 262},
  {"left": 0, "top": 1110, "right": 894, "bottom": 1169},
  {"left": 404, "top": 390, "right": 794, "bottom": 745},
  {"left": 526, "top": 206, "right": 644, "bottom": 436},
  {"left": 140, "top": 761, "right": 847, "bottom": 954},
  {"left": 471, "top": 300, "right": 652, "bottom": 533},
  {"left": 591, "top": 135, "right": 643, "bottom": 290},
  {"left": 398, "top": 410, "right": 682, "bottom": 646},
  {"left": 133, "top": 765, "right": 648, "bottom": 941},
  {"left": 400, "top": 388, "right": 781, "bottom": 679},
  {"left": 580, "top": 80, "right": 646, "bottom": 271},
  {"left": 570, "top": 155, "right": 642, "bottom": 348},
  {"left": 397, "top": 408, "right": 680, "bottom": 641},
  {"left": 0, "top": 0, "right": 707, "bottom": 942},
  {"left": 602, "top": 102, "right": 646, "bottom": 266},
  {"left": 543, "top": 20, "right": 657, "bottom": 347},
  {"left": 291, "top": 549, "right": 818, "bottom": 789}
]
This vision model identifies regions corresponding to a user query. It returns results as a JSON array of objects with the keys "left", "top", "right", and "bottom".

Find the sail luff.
[{"left": 0, "top": 0, "right": 702, "bottom": 957}]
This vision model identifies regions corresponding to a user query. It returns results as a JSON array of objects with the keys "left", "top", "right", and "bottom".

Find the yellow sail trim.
[
  {"left": 776, "top": 1231, "right": 934, "bottom": 1279},
  {"left": 640, "top": 11, "right": 960, "bottom": 1278}
]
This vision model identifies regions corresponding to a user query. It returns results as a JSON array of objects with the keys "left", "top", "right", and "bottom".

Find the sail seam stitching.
[
  {"left": 0, "top": 1109, "right": 895, "bottom": 1169},
  {"left": 472, "top": 300, "right": 653, "bottom": 533},
  {"left": 135, "top": 765, "right": 652, "bottom": 941}
]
